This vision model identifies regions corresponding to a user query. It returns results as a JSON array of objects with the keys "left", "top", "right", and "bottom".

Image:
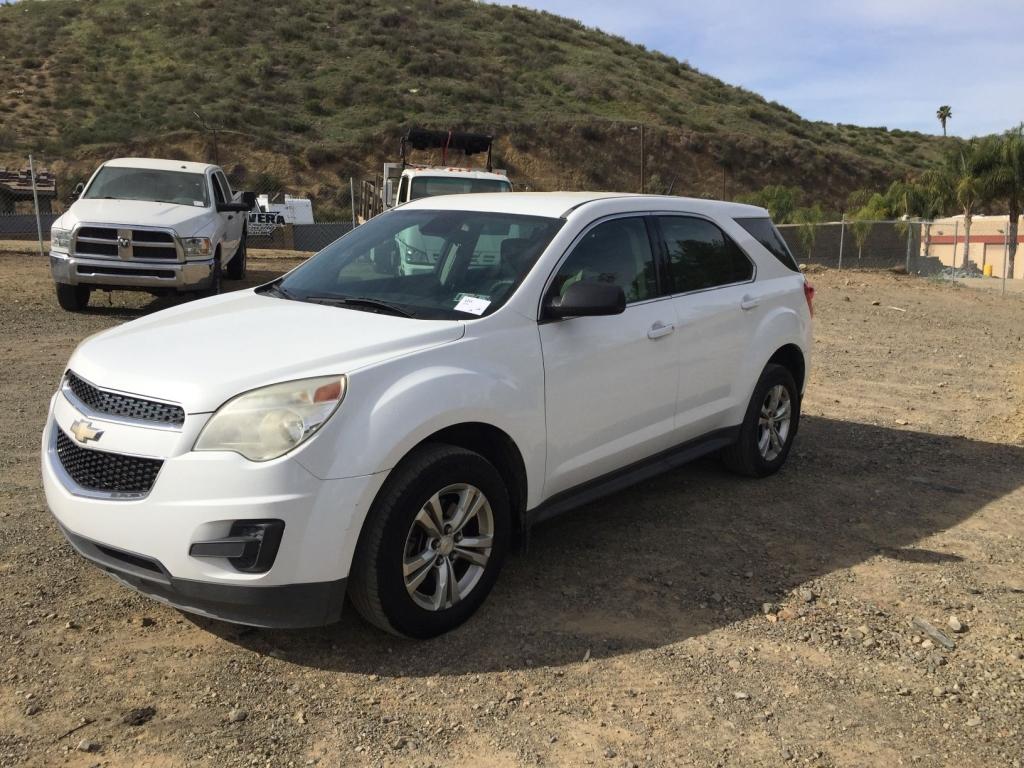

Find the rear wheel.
[
  {"left": 721, "top": 363, "right": 800, "bottom": 477},
  {"left": 55, "top": 283, "right": 90, "bottom": 311},
  {"left": 348, "top": 443, "right": 510, "bottom": 638},
  {"left": 225, "top": 233, "right": 247, "bottom": 280}
]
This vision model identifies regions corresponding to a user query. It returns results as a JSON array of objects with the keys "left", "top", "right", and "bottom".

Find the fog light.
[{"left": 189, "top": 519, "right": 284, "bottom": 573}]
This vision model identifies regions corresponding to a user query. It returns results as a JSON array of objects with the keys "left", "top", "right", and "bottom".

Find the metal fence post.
[
  {"left": 905, "top": 222, "right": 912, "bottom": 273},
  {"left": 951, "top": 219, "right": 959, "bottom": 282},
  {"left": 28, "top": 154, "right": 45, "bottom": 258},
  {"left": 838, "top": 216, "right": 845, "bottom": 272},
  {"left": 349, "top": 177, "right": 356, "bottom": 229}
]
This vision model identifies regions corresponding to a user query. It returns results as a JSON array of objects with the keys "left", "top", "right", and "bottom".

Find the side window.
[
  {"left": 734, "top": 217, "right": 799, "bottom": 271},
  {"left": 211, "top": 174, "right": 226, "bottom": 206},
  {"left": 659, "top": 216, "right": 753, "bottom": 293},
  {"left": 216, "top": 171, "right": 233, "bottom": 201},
  {"left": 549, "top": 217, "right": 657, "bottom": 304}
]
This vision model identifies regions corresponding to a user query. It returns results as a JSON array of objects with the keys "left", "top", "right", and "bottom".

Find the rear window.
[{"left": 735, "top": 217, "right": 799, "bottom": 271}]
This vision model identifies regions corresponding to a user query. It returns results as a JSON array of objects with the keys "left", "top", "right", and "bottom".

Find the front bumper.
[
  {"left": 50, "top": 250, "right": 216, "bottom": 292},
  {"left": 42, "top": 390, "right": 389, "bottom": 627},
  {"left": 60, "top": 525, "right": 346, "bottom": 628}
]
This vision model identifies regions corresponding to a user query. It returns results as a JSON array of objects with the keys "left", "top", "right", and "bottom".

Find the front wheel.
[
  {"left": 225, "top": 233, "right": 247, "bottom": 280},
  {"left": 55, "top": 283, "right": 90, "bottom": 311},
  {"left": 721, "top": 363, "right": 800, "bottom": 477},
  {"left": 348, "top": 444, "right": 510, "bottom": 638}
]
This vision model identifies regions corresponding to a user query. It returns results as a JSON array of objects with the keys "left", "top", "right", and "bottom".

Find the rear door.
[
  {"left": 539, "top": 215, "right": 680, "bottom": 497},
  {"left": 653, "top": 214, "right": 757, "bottom": 439}
]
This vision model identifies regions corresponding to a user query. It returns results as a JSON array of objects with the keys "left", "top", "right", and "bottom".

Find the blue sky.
[{"left": 489, "top": 0, "right": 1024, "bottom": 138}]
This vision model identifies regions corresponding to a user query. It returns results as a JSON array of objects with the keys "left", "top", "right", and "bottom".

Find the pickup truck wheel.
[
  {"left": 55, "top": 283, "right": 90, "bottom": 311},
  {"left": 721, "top": 363, "right": 800, "bottom": 478},
  {"left": 225, "top": 234, "right": 247, "bottom": 280},
  {"left": 202, "top": 255, "right": 222, "bottom": 297},
  {"left": 348, "top": 443, "right": 510, "bottom": 639}
]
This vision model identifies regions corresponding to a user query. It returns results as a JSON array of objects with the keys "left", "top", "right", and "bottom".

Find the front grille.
[
  {"left": 131, "top": 245, "right": 177, "bottom": 260},
  {"left": 78, "top": 226, "right": 118, "bottom": 239},
  {"left": 56, "top": 429, "right": 163, "bottom": 494},
  {"left": 76, "top": 241, "right": 119, "bottom": 257},
  {"left": 132, "top": 230, "right": 174, "bottom": 243},
  {"left": 65, "top": 371, "right": 185, "bottom": 426}
]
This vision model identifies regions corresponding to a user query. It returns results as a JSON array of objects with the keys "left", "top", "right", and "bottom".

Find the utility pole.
[
  {"left": 640, "top": 123, "right": 645, "bottom": 194},
  {"left": 193, "top": 111, "right": 220, "bottom": 166}
]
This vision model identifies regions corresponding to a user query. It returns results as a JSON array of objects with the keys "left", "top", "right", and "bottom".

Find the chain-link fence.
[
  {"left": 0, "top": 154, "right": 355, "bottom": 255},
  {"left": 774, "top": 218, "right": 1009, "bottom": 282}
]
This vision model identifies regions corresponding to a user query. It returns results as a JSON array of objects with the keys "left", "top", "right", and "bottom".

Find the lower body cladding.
[
  {"left": 41, "top": 393, "right": 389, "bottom": 628},
  {"left": 50, "top": 250, "right": 217, "bottom": 292}
]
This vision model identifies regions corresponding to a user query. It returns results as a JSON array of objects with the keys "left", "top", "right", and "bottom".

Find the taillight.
[{"left": 803, "top": 280, "right": 815, "bottom": 317}]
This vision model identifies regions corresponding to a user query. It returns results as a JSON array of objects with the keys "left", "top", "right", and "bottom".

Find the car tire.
[
  {"left": 721, "top": 363, "right": 800, "bottom": 478},
  {"left": 202, "top": 254, "right": 222, "bottom": 297},
  {"left": 225, "top": 233, "right": 247, "bottom": 280},
  {"left": 55, "top": 283, "right": 90, "bottom": 312},
  {"left": 348, "top": 443, "right": 510, "bottom": 639}
]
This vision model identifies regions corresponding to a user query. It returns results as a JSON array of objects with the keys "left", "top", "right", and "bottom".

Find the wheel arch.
[
  {"left": 381, "top": 421, "right": 529, "bottom": 548},
  {"left": 766, "top": 343, "right": 806, "bottom": 393}
]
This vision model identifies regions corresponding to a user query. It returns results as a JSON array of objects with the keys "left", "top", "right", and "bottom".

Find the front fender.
[{"left": 294, "top": 329, "right": 547, "bottom": 505}]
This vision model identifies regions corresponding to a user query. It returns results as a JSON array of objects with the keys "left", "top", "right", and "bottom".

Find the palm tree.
[
  {"left": 847, "top": 189, "right": 889, "bottom": 259},
  {"left": 937, "top": 106, "right": 953, "bottom": 137},
  {"left": 990, "top": 125, "right": 1024, "bottom": 278},
  {"left": 925, "top": 140, "right": 997, "bottom": 270},
  {"left": 886, "top": 179, "right": 941, "bottom": 257}
]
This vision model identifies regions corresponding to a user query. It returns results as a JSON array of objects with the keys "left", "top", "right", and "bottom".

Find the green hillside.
[{"left": 0, "top": 0, "right": 949, "bottom": 216}]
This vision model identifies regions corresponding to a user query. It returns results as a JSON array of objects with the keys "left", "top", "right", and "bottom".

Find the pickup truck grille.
[
  {"left": 65, "top": 371, "right": 186, "bottom": 426},
  {"left": 56, "top": 429, "right": 163, "bottom": 495},
  {"left": 73, "top": 226, "right": 179, "bottom": 261}
]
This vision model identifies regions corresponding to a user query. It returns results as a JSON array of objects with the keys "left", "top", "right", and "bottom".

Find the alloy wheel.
[
  {"left": 402, "top": 483, "right": 494, "bottom": 611},
  {"left": 757, "top": 384, "right": 791, "bottom": 461}
]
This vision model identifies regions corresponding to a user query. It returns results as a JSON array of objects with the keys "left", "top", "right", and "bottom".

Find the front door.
[
  {"left": 539, "top": 215, "right": 679, "bottom": 498},
  {"left": 213, "top": 171, "right": 243, "bottom": 258}
]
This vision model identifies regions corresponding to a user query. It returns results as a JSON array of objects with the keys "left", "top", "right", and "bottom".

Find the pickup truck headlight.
[
  {"left": 194, "top": 375, "right": 346, "bottom": 461},
  {"left": 182, "top": 237, "right": 213, "bottom": 259},
  {"left": 51, "top": 227, "right": 72, "bottom": 252}
]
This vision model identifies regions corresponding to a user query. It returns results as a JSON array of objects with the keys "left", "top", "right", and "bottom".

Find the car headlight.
[
  {"left": 194, "top": 375, "right": 346, "bottom": 461},
  {"left": 182, "top": 237, "right": 213, "bottom": 259},
  {"left": 51, "top": 227, "right": 72, "bottom": 252}
]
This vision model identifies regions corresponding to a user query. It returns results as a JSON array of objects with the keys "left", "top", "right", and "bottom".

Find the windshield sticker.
[
  {"left": 453, "top": 295, "right": 491, "bottom": 316},
  {"left": 192, "top": 200, "right": 204, "bottom": 207}
]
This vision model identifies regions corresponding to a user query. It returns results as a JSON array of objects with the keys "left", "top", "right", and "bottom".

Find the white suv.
[{"left": 41, "top": 192, "right": 813, "bottom": 638}]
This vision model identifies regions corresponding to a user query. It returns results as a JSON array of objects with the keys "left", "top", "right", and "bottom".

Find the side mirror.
[
  {"left": 217, "top": 201, "right": 251, "bottom": 213},
  {"left": 239, "top": 191, "right": 256, "bottom": 210},
  {"left": 545, "top": 281, "right": 626, "bottom": 319},
  {"left": 73, "top": 182, "right": 85, "bottom": 199}
]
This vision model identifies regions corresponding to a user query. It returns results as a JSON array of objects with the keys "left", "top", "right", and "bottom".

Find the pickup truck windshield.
[
  {"left": 83, "top": 167, "right": 210, "bottom": 207},
  {"left": 409, "top": 177, "right": 512, "bottom": 200},
  {"left": 274, "top": 209, "right": 562, "bottom": 320}
]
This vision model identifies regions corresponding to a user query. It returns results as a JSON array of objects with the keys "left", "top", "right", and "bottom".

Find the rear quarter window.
[{"left": 735, "top": 217, "right": 799, "bottom": 272}]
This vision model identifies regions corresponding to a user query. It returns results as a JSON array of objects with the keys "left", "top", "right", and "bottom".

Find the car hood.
[
  {"left": 66, "top": 291, "right": 466, "bottom": 413},
  {"left": 60, "top": 198, "right": 215, "bottom": 235}
]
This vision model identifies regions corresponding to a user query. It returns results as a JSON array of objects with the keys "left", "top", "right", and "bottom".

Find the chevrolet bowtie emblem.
[{"left": 70, "top": 419, "right": 104, "bottom": 444}]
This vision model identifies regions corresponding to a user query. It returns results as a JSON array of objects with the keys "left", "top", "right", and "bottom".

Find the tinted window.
[
  {"left": 659, "top": 216, "right": 753, "bottom": 293},
  {"left": 735, "top": 217, "right": 799, "bottom": 271},
  {"left": 549, "top": 217, "right": 657, "bottom": 304},
  {"left": 211, "top": 174, "right": 226, "bottom": 205}
]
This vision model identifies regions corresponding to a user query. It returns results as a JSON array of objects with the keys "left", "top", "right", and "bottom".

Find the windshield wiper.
[
  {"left": 258, "top": 280, "right": 296, "bottom": 300},
  {"left": 302, "top": 295, "right": 415, "bottom": 318}
]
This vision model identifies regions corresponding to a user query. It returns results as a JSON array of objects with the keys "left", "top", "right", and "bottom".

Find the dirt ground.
[{"left": 1, "top": 252, "right": 1022, "bottom": 768}]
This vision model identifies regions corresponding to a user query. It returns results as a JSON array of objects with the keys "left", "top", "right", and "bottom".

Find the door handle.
[
  {"left": 740, "top": 295, "right": 760, "bottom": 311},
  {"left": 647, "top": 321, "right": 675, "bottom": 340}
]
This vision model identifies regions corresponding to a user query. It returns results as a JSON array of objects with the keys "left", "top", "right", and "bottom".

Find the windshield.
[
  {"left": 275, "top": 209, "right": 563, "bottom": 320},
  {"left": 409, "top": 176, "right": 511, "bottom": 200},
  {"left": 83, "top": 166, "right": 210, "bottom": 207}
]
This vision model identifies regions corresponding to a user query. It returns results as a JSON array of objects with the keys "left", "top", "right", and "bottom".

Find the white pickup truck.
[{"left": 49, "top": 158, "right": 254, "bottom": 311}]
